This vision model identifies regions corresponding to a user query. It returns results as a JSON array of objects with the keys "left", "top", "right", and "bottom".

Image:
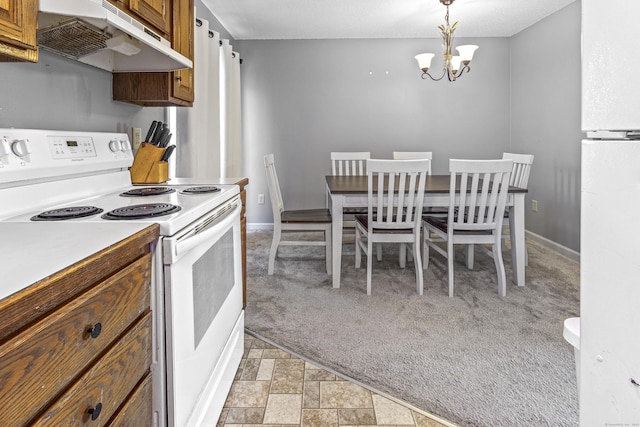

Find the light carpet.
[{"left": 244, "top": 230, "right": 580, "bottom": 427}]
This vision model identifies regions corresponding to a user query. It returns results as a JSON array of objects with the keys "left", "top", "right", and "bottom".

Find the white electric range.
[{"left": 0, "top": 128, "right": 244, "bottom": 427}]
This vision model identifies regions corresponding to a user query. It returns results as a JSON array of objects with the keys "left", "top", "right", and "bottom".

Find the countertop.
[
  {"left": 167, "top": 177, "right": 249, "bottom": 186},
  {"left": 1, "top": 222, "right": 155, "bottom": 301}
]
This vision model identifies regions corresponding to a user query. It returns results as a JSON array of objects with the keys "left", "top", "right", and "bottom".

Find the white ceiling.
[{"left": 200, "top": 0, "right": 576, "bottom": 40}]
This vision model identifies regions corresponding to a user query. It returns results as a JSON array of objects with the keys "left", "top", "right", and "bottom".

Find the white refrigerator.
[{"left": 581, "top": 0, "right": 640, "bottom": 424}]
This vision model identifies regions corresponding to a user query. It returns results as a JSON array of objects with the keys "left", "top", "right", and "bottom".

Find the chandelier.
[{"left": 414, "top": 0, "right": 478, "bottom": 81}]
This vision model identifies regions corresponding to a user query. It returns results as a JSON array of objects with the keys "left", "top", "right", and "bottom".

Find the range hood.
[{"left": 37, "top": 0, "right": 192, "bottom": 72}]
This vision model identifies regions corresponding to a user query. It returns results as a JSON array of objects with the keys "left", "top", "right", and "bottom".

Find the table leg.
[
  {"left": 331, "top": 193, "right": 344, "bottom": 288},
  {"left": 510, "top": 193, "right": 526, "bottom": 287}
]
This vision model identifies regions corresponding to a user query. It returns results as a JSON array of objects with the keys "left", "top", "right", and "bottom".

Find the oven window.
[{"left": 192, "top": 228, "right": 235, "bottom": 348}]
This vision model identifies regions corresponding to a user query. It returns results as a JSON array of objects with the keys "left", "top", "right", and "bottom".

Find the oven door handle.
[{"left": 171, "top": 197, "right": 241, "bottom": 259}]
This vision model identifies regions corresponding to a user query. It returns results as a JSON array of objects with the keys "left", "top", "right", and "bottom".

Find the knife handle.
[
  {"left": 150, "top": 122, "right": 164, "bottom": 144},
  {"left": 145, "top": 121, "right": 157, "bottom": 142},
  {"left": 160, "top": 144, "right": 176, "bottom": 162}
]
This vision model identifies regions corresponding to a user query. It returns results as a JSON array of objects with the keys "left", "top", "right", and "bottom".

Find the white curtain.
[
  {"left": 176, "top": 17, "right": 221, "bottom": 179},
  {"left": 220, "top": 39, "right": 243, "bottom": 177}
]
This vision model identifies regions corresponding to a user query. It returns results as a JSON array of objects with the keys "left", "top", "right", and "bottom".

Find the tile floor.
[{"left": 218, "top": 333, "right": 454, "bottom": 427}]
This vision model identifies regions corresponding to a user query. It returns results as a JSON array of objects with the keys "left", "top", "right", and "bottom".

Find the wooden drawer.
[
  {"left": 0, "top": 254, "right": 151, "bottom": 426},
  {"left": 108, "top": 373, "right": 153, "bottom": 427},
  {"left": 32, "top": 313, "right": 152, "bottom": 426}
]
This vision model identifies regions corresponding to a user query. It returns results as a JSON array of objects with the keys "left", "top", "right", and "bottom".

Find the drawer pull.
[
  {"left": 87, "top": 402, "right": 102, "bottom": 421},
  {"left": 87, "top": 323, "right": 102, "bottom": 339}
]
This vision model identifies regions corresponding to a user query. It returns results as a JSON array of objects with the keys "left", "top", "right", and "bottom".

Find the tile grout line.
[{"left": 245, "top": 329, "right": 458, "bottom": 427}]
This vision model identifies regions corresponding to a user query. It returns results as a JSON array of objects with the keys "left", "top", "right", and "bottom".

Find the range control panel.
[
  {"left": 49, "top": 136, "right": 97, "bottom": 159},
  {"left": 0, "top": 129, "right": 134, "bottom": 185}
]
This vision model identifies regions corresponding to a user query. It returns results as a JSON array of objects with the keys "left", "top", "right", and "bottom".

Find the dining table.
[{"left": 325, "top": 174, "right": 529, "bottom": 289}]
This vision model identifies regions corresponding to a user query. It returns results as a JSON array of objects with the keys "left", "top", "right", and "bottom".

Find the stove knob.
[
  {"left": 119, "top": 138, "right": 130, "bottom": 152},
  {"left": 0, "top": 138, "right": 10, "bottom": 155},
  {"left": 11, "top": 139, "right": 31, "bottom": 158},
  {"left": 109, "top": 139, "right": 122, "bottom": 152},
  {"left": 0, "top": 138, "right": 10, "bottom": 164}
]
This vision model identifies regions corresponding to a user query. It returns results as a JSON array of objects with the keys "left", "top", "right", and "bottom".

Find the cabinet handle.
[
  {"left": 87, "top": 402, "right": 102, "bottom": 421},
  {"left": 87, "top": 322, "right": 102, "bottom": 339},
  {"left": 175, "top": 76, "right": 182, "bottom": 82}
]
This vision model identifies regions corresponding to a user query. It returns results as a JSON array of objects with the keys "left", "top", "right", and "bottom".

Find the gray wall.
[
  {"left": 0, "top": 51, "right": 162, "bottom": 136},
  {"left": 239, "top": 37, "right": 511, "bottom": 222},
  {"left": 510, "top": 1, "right": 582, "bottom": 251}
]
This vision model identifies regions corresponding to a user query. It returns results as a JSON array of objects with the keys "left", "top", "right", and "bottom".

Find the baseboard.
[{"left": 525, "top": 230, "right": 580, "bottom": 262}]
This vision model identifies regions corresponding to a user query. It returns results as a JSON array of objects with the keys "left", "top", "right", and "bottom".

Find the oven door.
[{"left": 162, "top": 195, "right": 244, "bottom": 427}]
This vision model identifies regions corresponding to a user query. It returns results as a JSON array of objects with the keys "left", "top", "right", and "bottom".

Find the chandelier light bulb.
[
  {"left": 415, "top": 0, "right": 478, "bottom": 81},
  {"left": 456, "top": 45, "right": 478, "bottom": 64},
  {"left": 415, "top": 53, "right": 435, "bottom": 72},
  {"left": 450, "top": 56, "right": 462, "bottom": 74}
]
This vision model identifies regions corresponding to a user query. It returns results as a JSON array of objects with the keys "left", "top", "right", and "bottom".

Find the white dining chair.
[
  {"left": 504, "top": 152, "right": 534, "bottom": 189},
  {"left": 264, "top": 154, "right": 332, "bottom": 275},
  {"left": 355, "top": 159, "right": 430, "bottom": 295},
  {"left": 331, "top": 151, "right": 370, "bottom": 176},
  {"left": 329, "top": 151, "right": 371, "bottom": 243},
  {"left": 463, "top": 152, "right": 535, "bottom": 270},
  {"left": 422, "top": 159, "right": 513, "bottom": 297},
  {"left": 392, "top": 151, "right": 438, "bottom": 263},
  {"left": 502, "top": 152, "right": 534, "bottom": 263}
]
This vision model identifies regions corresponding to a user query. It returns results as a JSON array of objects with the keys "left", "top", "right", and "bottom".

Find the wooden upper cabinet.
[
  {"left": 112, "top": 0, "right": 195, "bottom": 107},
  {"left": 129, "top": 0, "right": 171, "bottom": 36},
  {"left": 108, "top": 0, "right": 171, "bottom": 38},
  {"left": 170, "top": 0, "right": 194, "bottom": 102},
  {"left": 0, "top": 0, "right": 38, "bottom": 62}
]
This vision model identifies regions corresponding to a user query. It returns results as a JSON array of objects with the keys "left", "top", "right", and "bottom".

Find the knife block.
[{"left": 130, "top": 143, "right": 169, "bottom": 184}]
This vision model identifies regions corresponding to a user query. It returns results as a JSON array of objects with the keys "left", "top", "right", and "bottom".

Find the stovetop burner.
[
  {"left": 102, "top": 203, "right": 182, "bottom": 220},
  {"left": 181, "top": 186, "right": 221, "bottom": 194},
  {"left": 120, "top": 187, "right": 176, "bottom": 197},
  {"left": 31, "top": 206, "right": 104, "bottom": 221}
]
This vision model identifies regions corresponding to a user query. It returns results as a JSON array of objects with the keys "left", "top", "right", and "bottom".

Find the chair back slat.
[
  {"left": 393, "top": 152, "right": 433, "bottom": 175},
  {"left": 449, "top": 159, "right": 513, "bottom": 232},
  {"left": 264, "top": 154, "right": 285, "bottom": 221},
  {"left": 331, "top": 152, "right": 370, "bottom": 176},
  {"left": 367, "top": 159, "right": 430, "bottom": 231},
  {"left": 502, "top": 152, "right": 534, "bottom": 188}
]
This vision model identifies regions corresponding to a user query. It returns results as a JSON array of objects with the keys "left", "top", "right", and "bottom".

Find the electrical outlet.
[
  {"left": 258, "top": 194, "right": 265, "bottom": 205},
  {"left": 532, "top": 200, "right": 538, "bottom": 212},
  {"left": 132, "top": 127, "right": 142, "bottom": 151}
]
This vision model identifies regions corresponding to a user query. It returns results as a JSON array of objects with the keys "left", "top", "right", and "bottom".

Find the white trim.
[{"left": 526, "top": 230, "right": 580, "bottom": 262}]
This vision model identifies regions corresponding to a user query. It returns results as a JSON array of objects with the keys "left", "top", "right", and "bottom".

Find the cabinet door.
[
  {"left": 0, "top": 0, "right": 38, "bottom": 62},
  {"left": 171, "top": 0, "right": 194, "bottom": 102},
  {"left": 129, "top": 0, "right": 171, "bottom": 36}
]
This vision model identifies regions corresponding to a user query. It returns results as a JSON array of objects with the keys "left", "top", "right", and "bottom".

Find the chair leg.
[
  {"left": 376, "top": 243, "right": 382, "bottom": 261},
  {"left": 448, "top": 240, "right": 455, "bottom": 297},
  {"left": 413, "top": 238, "right": 424, "bottom": 295},
  {"left": 325, "top": 227, "right": 332, "bottom": 275},
  {"left": 492, "top": 242, "right": 507, "bottom": 297},
  {"left": 355, "top": 227, "right": 362, "bottom": 268},
  {"left": 366, "top": 239, "right": 373, "bottom": 295},
  {"left": 399, "top": 244, "right": 407, "bottom": 268},
  {"left": 268, "top": 228, "right": 281, "bottom": 275},
  {"left": 422, "top": 226, "right": 430, "bottom": 270},
  {"left": 466, "top": 244, "right": 474, "bottom": 269}
]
